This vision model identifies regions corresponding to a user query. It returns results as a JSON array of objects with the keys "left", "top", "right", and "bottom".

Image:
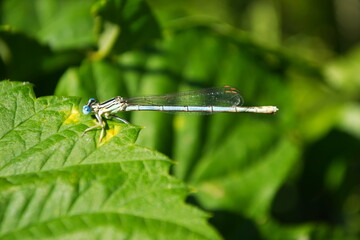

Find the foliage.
[
  {"left": 1, "top": 0, "right": 359, "bottom": 239},
  {"left": 0, "top": 81, "right": 220, "bottom": 239}
]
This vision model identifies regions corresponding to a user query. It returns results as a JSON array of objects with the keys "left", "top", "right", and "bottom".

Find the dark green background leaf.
[
  {"left": 92, "top": 0, "right": 161, "bottom": 55},
  {"left": 1, "top": 0, "right": 96, "bottom": 50}
]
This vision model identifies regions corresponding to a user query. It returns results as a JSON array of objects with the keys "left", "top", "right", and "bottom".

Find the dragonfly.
[{"left": 82, "top": 86, "right": 279, "bottom": 141}]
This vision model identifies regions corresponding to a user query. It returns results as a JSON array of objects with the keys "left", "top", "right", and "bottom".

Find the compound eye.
[
  {"left": 87, "top": 98, "right": 97, "bottom": 105},
  {"left": 82, "top": 105, "right": 92, "bottom": 115}
]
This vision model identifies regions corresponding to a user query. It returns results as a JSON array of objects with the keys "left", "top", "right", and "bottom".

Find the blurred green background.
[{"left": 0, "top": 0, "right": 359, "bottom": 239}]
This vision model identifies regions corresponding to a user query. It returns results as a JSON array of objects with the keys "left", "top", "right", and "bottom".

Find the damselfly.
[{"left": 82, "top": 86, "right": 279, "bottom": 141}]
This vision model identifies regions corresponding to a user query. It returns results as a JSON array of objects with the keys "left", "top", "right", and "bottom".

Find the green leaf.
[
  {"left": 193, "top": 137, "right": 299, "bottom": 218},
  {"left": 1, "top": 0, "right": 96, "bottom": 50},
  {"left": 92, "top": 0, "right": 161, "bottom": 55},
  {"left": 0, "top": 80, "right": 220, "bottom": 240}
]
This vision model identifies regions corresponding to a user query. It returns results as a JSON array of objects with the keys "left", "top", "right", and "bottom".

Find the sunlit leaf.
[{"left": 0, "top": 80, "right": 221, "bottom": 240}]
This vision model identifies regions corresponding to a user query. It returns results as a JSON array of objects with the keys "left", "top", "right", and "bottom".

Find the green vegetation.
[{"left": 0, "top": 0, "right": 359, "bottom": 239}]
